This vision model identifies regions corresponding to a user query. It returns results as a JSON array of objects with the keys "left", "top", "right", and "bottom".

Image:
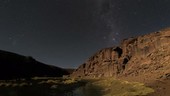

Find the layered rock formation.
[{"left": 71, "top": 28, "right": 170, "bottom": 80}]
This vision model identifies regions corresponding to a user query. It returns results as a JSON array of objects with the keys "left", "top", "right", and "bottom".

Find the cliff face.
[
  {"left": 72, "top": 48, "right": 116, "bottom": 77},
  {"left": 71, "top": 28, "right": 170, "bottom": 80}
]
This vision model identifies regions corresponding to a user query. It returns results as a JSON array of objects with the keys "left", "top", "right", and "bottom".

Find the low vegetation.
[
  {"left": 0, "top": 77, "right": 86, "bottom": 96},
  {"left": 73, "top": 78, "right": 154, "bottom": 96},
  {"left": 0, "top": 77, "right": 154, "bottom": 96}
]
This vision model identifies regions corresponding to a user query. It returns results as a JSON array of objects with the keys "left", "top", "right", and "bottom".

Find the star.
[
  {"left": 112, "top": 38, "right": 116, "bottom": 41},
  {"left": 0, "top": 0, "right": 170, "bottom": 68},
  {"left": 116, "top": 32, "right": 119, "bottom": 35}
]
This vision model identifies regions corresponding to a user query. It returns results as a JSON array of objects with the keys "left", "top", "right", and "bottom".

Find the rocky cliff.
[{"left": 71, "top": 28, "right": 170, "bottom": 81}]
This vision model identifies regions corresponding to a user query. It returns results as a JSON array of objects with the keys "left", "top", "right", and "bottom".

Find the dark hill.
[{"left": 0, "top": 50, "right": 69, "bottom": 80}]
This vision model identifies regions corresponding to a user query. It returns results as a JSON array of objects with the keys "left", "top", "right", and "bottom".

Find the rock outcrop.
[{"left": 71, "top": 28, "right": 170, "bottom": 80}]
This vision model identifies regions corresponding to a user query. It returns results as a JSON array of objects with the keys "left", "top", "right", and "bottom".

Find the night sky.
[{"left": 0, "top": 0, "right": 170, "bottom": 68}]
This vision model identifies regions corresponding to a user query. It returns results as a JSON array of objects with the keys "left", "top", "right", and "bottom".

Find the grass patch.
[
  {"left": 0, "top": 77, "right": 154, "bottom": 96},
  {"left": 0, "top": 77, "right": 87, "bottom": 96},
  {"left": 83, "top": 78, "right": 154, "bottom": 96}
]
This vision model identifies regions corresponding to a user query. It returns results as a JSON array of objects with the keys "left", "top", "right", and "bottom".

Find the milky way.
[{"left": 0, "top": 0, "right": 170, "bottom": 68}]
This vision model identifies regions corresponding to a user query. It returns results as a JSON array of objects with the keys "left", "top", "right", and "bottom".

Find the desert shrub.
[
  {"left": 63, "top": 78, "right": 76, "bottom": 84},
  {"left": 38, "top": 80, "right": 60, "bottom": 84},
  {"left": 19, "top": 82, "right": 28, "bottom": 87},
  {"left": 82, "top": 78, "right": 154, "bottom": 96}
]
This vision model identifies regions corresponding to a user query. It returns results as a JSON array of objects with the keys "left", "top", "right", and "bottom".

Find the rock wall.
[{"left": 71, "top": 28, "right": 170, "bottom": 79}]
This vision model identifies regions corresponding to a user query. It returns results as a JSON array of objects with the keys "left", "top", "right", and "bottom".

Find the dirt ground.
[
  {"left": 119, "top": 74, "right": 170, "bottom": 96},
  {"left": 146, "top": 79, "right": 170, "bottom": 96}
]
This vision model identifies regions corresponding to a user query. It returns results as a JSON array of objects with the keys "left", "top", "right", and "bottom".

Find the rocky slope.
[
  {"left": 0, "top": 50, "right": 69, "bottom": 79},
  {"left": 71, "top": 28, "right": 170, "bottom": 81}
]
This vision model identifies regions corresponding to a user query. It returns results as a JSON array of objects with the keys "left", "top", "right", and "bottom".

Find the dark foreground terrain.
[
  {"left": 0, "top": 77, "right": 85, "bottom": 96},
  {"left": 0, "top": 77, "right": 153, "bottom": 96}
]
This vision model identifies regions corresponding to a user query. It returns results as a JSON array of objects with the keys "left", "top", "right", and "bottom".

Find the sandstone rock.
[{"left": 71, "top": 28, "right": 170, "bottom": 81}]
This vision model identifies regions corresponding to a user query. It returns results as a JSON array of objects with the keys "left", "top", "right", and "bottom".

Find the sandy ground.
[
  {"left": 146, "top": 79, "right": 170, "bottom": 96},
  {"left": 119, "top": 74, "right": 170, "bottom": 96}
]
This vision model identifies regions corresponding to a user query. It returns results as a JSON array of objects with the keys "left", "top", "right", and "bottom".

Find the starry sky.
[{"left": 0, "top": 0, "right": 170, "bottom": 68}]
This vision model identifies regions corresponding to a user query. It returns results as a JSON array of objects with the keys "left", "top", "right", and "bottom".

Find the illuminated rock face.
[{"left": 71, "top": 28, "right": 170, "bottom": 79}]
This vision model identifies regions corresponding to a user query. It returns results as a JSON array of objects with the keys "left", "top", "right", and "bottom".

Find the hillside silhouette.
[{"left": 0, "top": 50, "right": 69, "bottom": 80}]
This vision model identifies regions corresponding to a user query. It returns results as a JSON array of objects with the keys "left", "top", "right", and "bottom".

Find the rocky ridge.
[{"left": 71, "top": 28, "right": 170, "bottom": 81}]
